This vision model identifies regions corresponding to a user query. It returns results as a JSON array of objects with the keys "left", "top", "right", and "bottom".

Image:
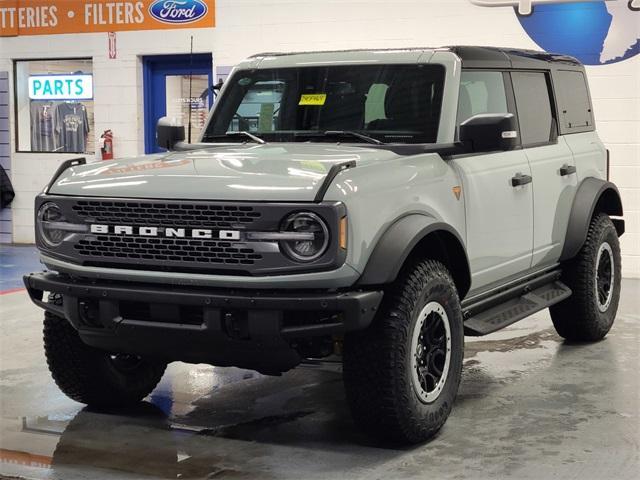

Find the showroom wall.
[
  {"left": 0, "top": 26, "right": 215, "bottom": 243},
  {"left": 0, "top": 0, "right": 638, "bottom": 277}
]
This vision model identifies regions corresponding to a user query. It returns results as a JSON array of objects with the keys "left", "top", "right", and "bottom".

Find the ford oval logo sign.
[{"left": 149, "top": 0, "right": 208, "bottom": 24}]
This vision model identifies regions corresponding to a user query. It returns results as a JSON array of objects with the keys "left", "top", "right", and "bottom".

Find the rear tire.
[
  {"left": 550, "top": 213, "right": 621, "bottom": 341},
  {"left": 343, "top": 260, "right": 464, "bottom": 444},
  {"left": 44, "top": 294, "right": 167, "bottom": 407}
]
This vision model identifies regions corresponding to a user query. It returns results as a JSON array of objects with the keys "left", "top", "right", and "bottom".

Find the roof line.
[{"left": 247, "top": 46, "right": 582, "bottom": 67}]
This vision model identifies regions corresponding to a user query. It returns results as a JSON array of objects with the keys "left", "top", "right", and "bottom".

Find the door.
[
  {"left": 510, "top": 71, "right": 578, "bottom": 268},
  {"left": 143, "top": 54, "right": 213, "bottom": 154},
  {"left": 451, "top": 71, "right": 534, "bottom": 290}
]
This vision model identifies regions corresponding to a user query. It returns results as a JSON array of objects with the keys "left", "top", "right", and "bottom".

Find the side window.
[
  {"left": 555, "top": 70, "right": 593, "bottom": 131},
  {"left": 457, "top": 71, "right": 508, "bottom": 125},
  {"left": 511, "top": 72, "right": 555, "bottom": 147}
]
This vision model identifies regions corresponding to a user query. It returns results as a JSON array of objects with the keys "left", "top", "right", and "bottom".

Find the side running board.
[{"left": 463, "top": 271, "right": 572, "bottom": 337}]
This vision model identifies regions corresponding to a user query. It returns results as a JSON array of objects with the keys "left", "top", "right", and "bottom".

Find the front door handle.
[
  {"left": 560, "top": 164, "right": 577, "bottom": 176},
  {"left": 511, "top": 173, "right": 533, "bottom": 187}
]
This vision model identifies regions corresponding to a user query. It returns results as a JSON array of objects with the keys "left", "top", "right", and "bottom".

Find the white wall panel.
[{"left": 0, "top": 71, "right": 10, "bottom": 243}]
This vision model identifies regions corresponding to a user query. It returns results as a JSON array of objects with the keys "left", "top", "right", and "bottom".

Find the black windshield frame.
[{"left": 202, "top": 64, "right": 446, "bottom": 145}]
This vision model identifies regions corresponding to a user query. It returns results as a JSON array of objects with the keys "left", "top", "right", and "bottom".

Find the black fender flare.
[
  {"left": 357, "top": 214, "right": 471, "bottom": 297},
  {"left": 560, "top": 177, "right": 624, "bottom": 262}
]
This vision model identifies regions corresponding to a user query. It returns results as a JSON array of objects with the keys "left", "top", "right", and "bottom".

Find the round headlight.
[
  {"left": 280, "top": 212, "right": 330, "bottom": 262},
  {"left": 38, "top": 202, "right": 67, "bottom": 247}
]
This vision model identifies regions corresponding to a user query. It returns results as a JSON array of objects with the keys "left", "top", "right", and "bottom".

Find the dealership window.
[
  {"left": 165, "top": 74, "right": 213, "bottom": 141},
  {"left": 15, "top": 59, "right": 94, "bottom": 154}
]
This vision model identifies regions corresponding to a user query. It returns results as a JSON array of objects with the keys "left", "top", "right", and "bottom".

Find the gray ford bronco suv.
[{"left": 25, "top": 46, "right": 624, "bottom": 444}]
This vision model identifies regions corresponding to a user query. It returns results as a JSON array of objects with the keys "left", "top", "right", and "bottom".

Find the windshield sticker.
[{"left": 299, "top": 94, "right": 327, "bottom": 106}]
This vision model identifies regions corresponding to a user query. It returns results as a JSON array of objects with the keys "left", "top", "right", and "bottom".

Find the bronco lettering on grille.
[{"left": 90, "top": 224, "right": 241, "bottom": 241}]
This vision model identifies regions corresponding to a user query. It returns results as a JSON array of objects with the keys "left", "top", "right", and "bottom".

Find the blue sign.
[
  {"left": 148, "top": 0, "right": 208, "bottom": 24},
  {"left": 28, "top": 75, "right": 93, "bottom": 101},
  {"left": 470, "top": 1, "right": 639, "bottom": 65},
  {"left": 517, "top": 1, "right": 639, "bottom": 65}
]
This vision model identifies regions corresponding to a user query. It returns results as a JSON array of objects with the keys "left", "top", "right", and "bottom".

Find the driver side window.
[{"left": 457, "top": 71, "right": 508, "bottom": 125}]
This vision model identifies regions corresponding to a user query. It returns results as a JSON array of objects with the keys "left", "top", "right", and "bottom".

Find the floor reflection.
[
  {"left": 1, "top": 281, "right": 638, "bottom": 479},
  {"left": 52, "top": 404, "right": 178, "bottom": 479}
]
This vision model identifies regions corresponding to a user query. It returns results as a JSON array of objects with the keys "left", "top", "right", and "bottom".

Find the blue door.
[{"left": 143, "top": 54, "right": 213, "bottom": 154}]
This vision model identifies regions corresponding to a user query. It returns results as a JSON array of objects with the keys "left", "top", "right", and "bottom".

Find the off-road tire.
[
  {"left": 550, "top": 213, "right": 621, "bottom": 341},
  {"left": 343, "top": 260, "right": 464, "bottom": 444},
  {"left": 44, "top": 294, "right": 167, "bottom": 407}
]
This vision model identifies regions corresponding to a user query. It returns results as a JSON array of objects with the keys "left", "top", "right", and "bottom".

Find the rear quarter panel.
[{"left": 563, "top": 131, "right": 608, "bottom": 183}]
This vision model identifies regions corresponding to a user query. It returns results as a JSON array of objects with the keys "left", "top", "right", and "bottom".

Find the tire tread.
[
  {"left": 343, "top": 259, "right": 463, "bottom": 444},
  {"left": 44, "top": 294, "right": 166, "bottom": 407},
  {"left": 550, "top": 213, "right": 621, "bottom": 341}
]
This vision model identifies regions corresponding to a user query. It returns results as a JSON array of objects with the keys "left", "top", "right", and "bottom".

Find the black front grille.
[
  {"left": 40, "top": 196, "right": 345, "bottom": 276},
  {"left": 72, "top": 200, "right": 262, "bottom": 228},
  {"left": 74, "top": 235, "right": 263, "bottom": 266}
]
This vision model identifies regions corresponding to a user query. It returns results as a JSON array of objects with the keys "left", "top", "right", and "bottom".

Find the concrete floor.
[{"left": 0, "top": 249, "right": 638, "bottom": 479}]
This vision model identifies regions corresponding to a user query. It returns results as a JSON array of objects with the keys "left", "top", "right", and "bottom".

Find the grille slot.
[
  {"left": 74, "top": 235, "right": 263, "bottom": 266},
  {"left": 72, "top": 200, "right": 261, "bottom": 228}
]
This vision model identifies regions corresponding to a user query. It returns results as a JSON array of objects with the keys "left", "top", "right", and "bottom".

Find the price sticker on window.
[{"left": 299, "top": 94, "right": 327, "bottom": 106}]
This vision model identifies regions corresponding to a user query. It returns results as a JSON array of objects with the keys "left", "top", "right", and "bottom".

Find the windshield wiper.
[
  {"left": 323, "top": 130, "right": 385, "bottom": 145},
  {"left": 294, "top": 130, "right": 384, "bottom": 145},
  {"left": 204, "top": 131, "right": 266, "bottom": 144}
]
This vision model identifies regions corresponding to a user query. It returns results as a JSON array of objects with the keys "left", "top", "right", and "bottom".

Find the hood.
[{"left": 49, "top": 144, "right": 402, "bottom": 202}]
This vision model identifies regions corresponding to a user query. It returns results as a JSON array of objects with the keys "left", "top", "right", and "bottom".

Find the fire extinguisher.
[{"left": 100, "top": 130, "right": 114, "bottom": 160}]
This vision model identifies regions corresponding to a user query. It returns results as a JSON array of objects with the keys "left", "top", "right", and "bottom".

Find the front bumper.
[
  {"left": 24, "top": 272, "right": 383, "bottom": 373},
  {"left": 40, "top": 253, "right": 363, "bottom": 290}
]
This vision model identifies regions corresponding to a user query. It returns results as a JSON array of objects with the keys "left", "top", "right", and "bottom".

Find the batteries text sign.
[{"left": 0, "top": 0, "right": 215, "bottom": 37}]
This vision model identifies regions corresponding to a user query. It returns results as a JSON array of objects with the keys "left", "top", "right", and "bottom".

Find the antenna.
[{"left": 187, "top": 35, "right": 194, "bottom": 143}]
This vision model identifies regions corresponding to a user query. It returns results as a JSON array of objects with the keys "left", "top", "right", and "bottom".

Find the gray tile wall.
[{"left": 0, "top": 71, "right": 11, "bottom": 244}]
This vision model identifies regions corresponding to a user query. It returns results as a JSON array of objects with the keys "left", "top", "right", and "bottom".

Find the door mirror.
[
  {"left": 156, "top": 116, "right": 185, "bottom": 151},
  {"left": 459, "top": 113, "right": 519, "bottom": 153}
]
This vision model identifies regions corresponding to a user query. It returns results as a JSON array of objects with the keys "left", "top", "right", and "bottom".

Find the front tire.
[
  {"left": 550, "top": 213, "right": 621, "bottom": 341},
  {"left": 44, "top": 294, "right": 167, "bottom": 407},
  {"left": 343, "top": 260, "right": 464, "bottom": 444}
]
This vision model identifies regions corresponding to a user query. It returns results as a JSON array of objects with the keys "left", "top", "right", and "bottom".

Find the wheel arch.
[
  {"left": 357, "top": 214, "right": 471, "bottom": 299},
  {"left": 560, "top": 177, "right": 624, "bottom": 262}
]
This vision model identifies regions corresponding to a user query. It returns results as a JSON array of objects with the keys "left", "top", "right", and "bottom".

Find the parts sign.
[
  {"left": 0, "top": 0, "right": 215, "bottom": 37},
  {"left": 29, "top": 74, "right": 93, "bottom": 100}
]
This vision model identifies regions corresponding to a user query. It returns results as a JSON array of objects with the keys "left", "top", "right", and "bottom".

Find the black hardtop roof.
[
  {"left": 249, "top": 46, "right": 583, "bottom": 69},
  {"left": 448, "top": 46, "right": 582, "bottom": 69}
]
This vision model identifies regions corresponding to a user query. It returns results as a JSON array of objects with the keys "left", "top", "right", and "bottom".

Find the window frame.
[
  {"left": 508, "top": 69, "right": 560, "bottom": 149},
  {"left": 13, "top": 57, "right": 94, "bottom": 155},
  {"left": 456, "top": 69, "right": 522, "bottom": 149},
  {"left": 204, "top": 64, "right": 447, "bottom": 145}
]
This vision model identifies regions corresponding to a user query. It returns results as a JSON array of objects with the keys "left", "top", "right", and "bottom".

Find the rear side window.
[
  {"left": 555, "top": 70, "right": 593, "bottom": 131},
  {"left": 457, "top": 71, "right": 508, "bottom": 124},
  {"left": 511, "top": 72, "right": 555, "bottom": 147}
]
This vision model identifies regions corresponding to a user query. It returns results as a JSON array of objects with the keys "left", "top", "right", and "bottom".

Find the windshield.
[{"left": 203, "top": 64, "right": 445, "bottom": 144}]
